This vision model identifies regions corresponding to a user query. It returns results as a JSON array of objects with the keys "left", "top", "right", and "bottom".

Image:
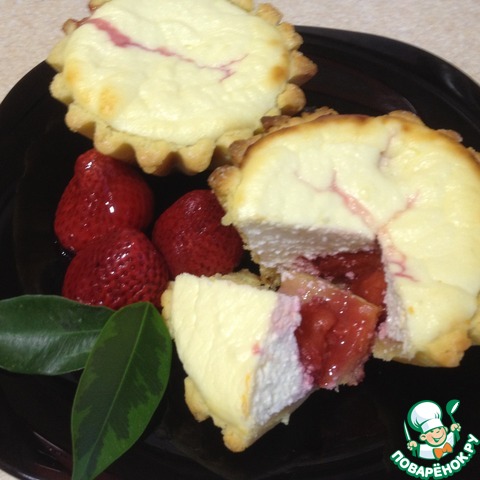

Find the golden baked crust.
[
  {"left": 209, "top": 109, "right": 480, "bottom": 368},
  {"left": 183, "top": 375, "right": 252, "bottom": 452},
  {"left": 184, "top": 376, "right": 308, "bottom": 452},
  {"left": 372, "top": 326, "right": 472, "bottom": 368},
  {"left": 47, "top": 0, "right": 317, "bottom": 175}
]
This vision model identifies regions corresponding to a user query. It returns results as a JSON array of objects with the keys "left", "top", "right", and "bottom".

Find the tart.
[
  {"left": 47, "top": 0, "right": 317, "bottom": 175},
  {"left": 209, "top": 110, "right": 480, "bottom": 367}
]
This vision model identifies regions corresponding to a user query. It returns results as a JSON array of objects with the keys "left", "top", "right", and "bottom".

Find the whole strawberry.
[
  {"left": 62, "top": 228, "right": 169, "bottom": 310},
  {"left": 152, "top": 190, "right": 244, "bottom": 277},
  {"left": 54, "top": 149, "right": 154, "bottom": 252}
]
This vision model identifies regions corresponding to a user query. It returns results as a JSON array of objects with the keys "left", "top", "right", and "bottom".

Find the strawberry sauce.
[
  {"left": 308, "top": 244, "right": 386, "bottom": 306},
  {"left": 280, "top": 248, "right": 386, "bottom": 389},
  {"left": 86, "top": 18, "right": 245, "bottom": 81}
]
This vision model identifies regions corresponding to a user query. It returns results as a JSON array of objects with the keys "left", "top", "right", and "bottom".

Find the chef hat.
[{"left": 408, "top": 401, "right": 444, "bottom": 433}]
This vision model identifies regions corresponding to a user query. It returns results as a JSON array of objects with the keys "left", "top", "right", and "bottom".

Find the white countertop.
[{"left": 1, "top": 1, "right": 479, "bottom": 479}]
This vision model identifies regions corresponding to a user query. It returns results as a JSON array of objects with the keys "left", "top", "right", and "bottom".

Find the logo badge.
[{"left": 390, "top": 399, "right": 479, "bottom": 478}]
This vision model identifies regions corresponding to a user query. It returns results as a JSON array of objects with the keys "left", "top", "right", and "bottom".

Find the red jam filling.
[
  {"left": 280, "top": 247, "right": 386, "bottom": 389},
  {"left": 308, "top": 244, "right": 386, "bottom": 307}
]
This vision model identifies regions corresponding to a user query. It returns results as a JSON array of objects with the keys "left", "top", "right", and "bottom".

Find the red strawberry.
[
  {"left": 62, "top": 228, "right": 169, "bottom": 310},
  {"left": 152, "top": 190, "right": 244, "bottom": 277},
  {"left": 54, "top": 149, "right": 154, "bottom": 252}
]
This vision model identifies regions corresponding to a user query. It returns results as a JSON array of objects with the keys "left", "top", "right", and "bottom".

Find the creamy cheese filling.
[
  {"left": 59, "top": 0, "right": 290, "bottom": 144},
  {"left": 168, "top": 274, "right": 311, "bottom": 433}
]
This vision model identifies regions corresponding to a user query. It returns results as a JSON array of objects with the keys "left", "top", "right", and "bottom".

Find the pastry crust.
[
  {"left": 209, "top": 109, "right": 480, "bottom": 367},
  {"left": 47, "top": 0, "right": 317, "bottom": 175},
  {"left": 184, "top": 375, "right": 307, "bottom": 452}
]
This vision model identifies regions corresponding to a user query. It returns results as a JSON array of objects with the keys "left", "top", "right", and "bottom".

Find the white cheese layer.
[
  {"left": 57, "top": 0, "right": 289, "bottom": 145},
  {"left": 168, "top": 273, "right": 311, "bottom": 447},
  {"left": 223, "top": 114, "right": 480, "bottom": 361}
]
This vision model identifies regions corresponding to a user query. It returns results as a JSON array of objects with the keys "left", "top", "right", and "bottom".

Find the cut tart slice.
[
  {"left": 47, "top": 0, "right": 316, "bottom": 175},
  {"left": 161, "top": 272, "right": 314, "bottom": 452},
  {"left": 209, "top": 110, "right": 480, "bottom": 367}
]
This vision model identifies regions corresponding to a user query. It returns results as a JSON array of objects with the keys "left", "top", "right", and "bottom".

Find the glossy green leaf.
[
  {"left": 71, "top": 302, "right": 172, "bottom": 480},
  {"left": 0, "top": 295, "right": 113, "bottom": 374}
]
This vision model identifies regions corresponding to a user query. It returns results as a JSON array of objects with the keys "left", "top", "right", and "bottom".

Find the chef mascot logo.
[
  {"left": 390, "top": 399, "right": 479, "bottom": 479},
  {"left": 406, "top": 400, "right": 460, "bottom": 460}
]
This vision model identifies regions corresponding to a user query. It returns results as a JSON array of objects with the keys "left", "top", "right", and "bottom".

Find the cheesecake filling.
[{"left": 250, "top": 286, "right": 313, "bottom": 426}]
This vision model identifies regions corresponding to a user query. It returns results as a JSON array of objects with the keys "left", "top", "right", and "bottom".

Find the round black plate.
[{"left": 1, "top": 27, "right": 480, "bottom": 480}]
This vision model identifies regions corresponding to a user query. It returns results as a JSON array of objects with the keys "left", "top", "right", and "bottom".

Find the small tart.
[
  {"left": 209, "top": 110, "right": 480, "bottom": 367},
  {"left": 47, "top": 0, "right": 317, "bottom": 175}
]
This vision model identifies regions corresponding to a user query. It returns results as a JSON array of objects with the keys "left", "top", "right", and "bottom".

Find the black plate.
[{"left": 1, "top": 27, "right": 480, "bottom": 480}]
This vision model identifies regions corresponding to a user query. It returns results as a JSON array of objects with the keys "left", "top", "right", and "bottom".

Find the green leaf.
[
  {"left": 0, "top": 295, "right": 113, "bottom": 374},
  {"left": 71, "top": 302, "right": 172, "bottom": 480}
]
